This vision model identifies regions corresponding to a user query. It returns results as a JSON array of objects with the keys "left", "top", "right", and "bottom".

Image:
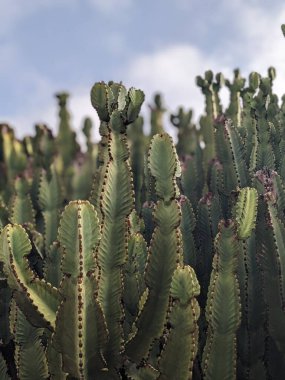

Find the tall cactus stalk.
[
  {"left": 125, "top": 134, "right": 184, "bottom": 361},
  {"left": 90, "top": 81, "right": 145, "bottom": 370},
  {"left": 202, "top": 188, "right": 258, "bottom": 380}
]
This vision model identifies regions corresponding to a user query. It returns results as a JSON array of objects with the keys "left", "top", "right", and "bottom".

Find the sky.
[{"left": 1, "top": 0, "right": 285, "bottom": 141}]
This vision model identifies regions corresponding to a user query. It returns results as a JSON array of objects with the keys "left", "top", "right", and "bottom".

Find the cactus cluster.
[{"left": 1, "top": 41, "right": 285, "bottom": 379}]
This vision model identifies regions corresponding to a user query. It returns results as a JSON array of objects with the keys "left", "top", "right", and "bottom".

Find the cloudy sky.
[{"left": 1, "top": 0, "right": 285, "bottom": 140}]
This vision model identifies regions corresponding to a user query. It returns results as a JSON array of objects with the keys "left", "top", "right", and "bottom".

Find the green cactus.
[
  {"left": 55, "top": 93, "right": 80, "bottom": 169},
  {"left": 225, "top": 69, "right": 246, "bottom": 128},
  {"left": 170, "top": 107, "right": 199, "bottom": 156},
  {"left": 149, "top": 94, "right": 165, "bottom": 136},
  {"left": 127, "top": 116, "right": 147, "bottom": 212},
  {"left": 90, "top": 81, "right": 145, "bottom": 370},
  {"left": 0, "top": 125, "right": 27, "bottom": 202},
  {"left": 0, "top": 352, "right": 10, "bottom": 379},
  {"left": 3, "top": 60, "right": 285, "bottom": 379},
  {"left": 38, "top": 165, "right": 62, "bottom": 255},
  {"left": 0, "top": 224, "right": 60, "bottom": 329},
  {"left": 158, "top": 265, "right": 200, "bottom": 380},
  {"left": 9, "top": 176, "right": 35, "bottom": 227},
  {"left": 52, "top": 201, "right": 108, "bottom": 378},
  {"left": 125, "top": 134, "right": 184, "bottom": 361},
  {"left": 202, "top": 220, "right": 242, "bottom": 380}
]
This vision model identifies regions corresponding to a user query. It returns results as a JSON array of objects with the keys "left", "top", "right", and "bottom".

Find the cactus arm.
[
  {"left": 202, "top": 221, "right": 241, "bottom": 380},
  {"left": 215, "top": 118, "right": 249, "bottom": 193},
  {"left": 127, "top": 88, "right": 145, "bottom": 123},
  {"left": 158, "top": 266, "right": 200, "bottom": 380},
  {"left": 89, "top": 121, "right": 109, "bottom": 219},
  {"left": 181, "top": 155, "right": 198, "bottom": 207},
  {"left": 91, "top": 83, "right": 144, "bottom": 368},
  {"left": 0, "top": 198, "right": 9, "bottom": 230},
  {"left": 214, "top": 120, "right": 238, "bottom": 194},
  {"left": 2, "top": 128, "right": 27, "bottom": 191},
  {"left": 234, "top": 187, "right": 258, "bottom": 239},
  {"left": 127, "top": 116, "right": 146, "bottom": 212},
  {"left": 196, "top": 71, "right": 221, "bottom": 165},
  {"left": 10, "top": 177, "right": 36, "bottom": 226},
  {"left": 126, "top": 201, "right": 181, "bottom": 360},
  {"left": 196, "top": 71, "right": 218, "bottom": 119},
  {"left": 7, "top": 176, "right": 51, "bottom": 378},
  {"left": 200, "top": 115, "right": 216, "bottom": 168},
  {"left": 148, "top": 134, "right": 178, "bottom": 202},
  {"left": 196, "top": 193, "right": 222, "bottom": 308},
  {"left": 53, "top": 200, "right": 108, "bottom": 378},
  {"left": 171, "top": 107, "right": 198, "bottom": 156},
  {"left": 272, "top": 173, "right": 285, "bottom": 219},
  {"left": 38, "top": 166, "right": 62, "bottom": 254},
  {"left": 149, "top": 94, "right": 165, "bottom": 136},
  {"left": 254, "top": 83, "right": 276, "bottom": 171},
  {"left": 123, "top": 222, "right": 147, "bottom": 338},
  {"left": 179, "top": 196, "right": 197, "bottom": 267},
  {"left": 43, "top": 242, "right": 62, "bottom": 288},
  {"left": 18, "top": 335, "right": 48, "bottom": 380},
  {"left": 125, "top": 134, "right": 182, "bottom": 361},
  {"left": 55, "top": 92, "right": 79, "bottom": 170},
  {"left": 90, "top": 82, "right": 110, "bottom": 122},
  {"left": 0, "top": 225, "right": 60, "bottom": 329},
  {"left": 0, "top": 353, "right": 10, "bottom": 380},
  {"left": 234, "top": 187, "right": 264, "bottom": 378},
  {"left": 97, "top": 135, "right": 133, "bottom": 366},
  {"left": 58, "top": 201, "right": 100, "bottom": 277},
  {"left": 237, "top": 233, "right": 266, "bottom": 379},
  {"left": 267, "top": 200, "right": 285, "bottom": 311},
  {"left": 242, "top": 83, "right": 259, "bottom": 170},
  {"left": 224, "top": 120, "right": 249, "bottom": 187},
  {"left": 255, "top": 199, "right": 285, "bottom": 374},
  {"left": 71, "top": 155, "right": 94, "bottom": 200},
  {"left": 12, "top": 307, "right": 49, "bottom": 380},
  {"left": 53, "top": 276, "right": 108, "bottom": 378},
  {"left": 225, "top": 69, "right": 245, "bottom": 128},
  {"left": 46, "top": 342, "right": 67, "bottom": 380}
]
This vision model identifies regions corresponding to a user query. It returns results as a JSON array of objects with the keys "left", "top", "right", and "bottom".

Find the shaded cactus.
[
  {"left": 149, "top": 94, "right": 165, "bottom": 136},
  {"left": 170, "top": 107, "right": 199, "bottom": 156}
]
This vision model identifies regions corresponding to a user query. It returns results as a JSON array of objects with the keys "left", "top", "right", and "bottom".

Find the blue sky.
[{"left": 1, "top": 0, "right": 285, "bottom": 140}]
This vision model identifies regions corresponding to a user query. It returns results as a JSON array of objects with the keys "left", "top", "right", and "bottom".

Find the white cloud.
[
  {"left": 220, "top": 0, "right": 285, "bottom": 97},
  {"left": 124, "top": 44, "right": 232, "bottom": 136}
]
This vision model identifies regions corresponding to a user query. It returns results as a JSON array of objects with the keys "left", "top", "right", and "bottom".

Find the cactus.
[
  {"left": 127, "top": 117, "right": 146, "bottom": 212},
  {"left": 2, "top": 58, "right": 285, "bottom": 379},
  {"left": 149, "top": 94, "right": 165, "bottom": 136},
  {"left": 225, "top": 69, "right": 246, "bottom": 128},
  {"left": 90, "top": 81, "right": 145, "bottom": 370},
  {"left": 202, "top": 219, "right": 242, "bottom": 380},
  {"left": 125, "top": 133, "right": 184, "bottom": 360},
  {"left": 170, "top": 107, "right": 199, "bottom": 156},
  {"left": 158, "top": 265, "right": 200, "bottom": 380},
  {"left": 52, "top": 201, "right": 108, "bottom": 378},
  {"left": 55, "top": 93, "right": 80, "bottom": 169}
]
